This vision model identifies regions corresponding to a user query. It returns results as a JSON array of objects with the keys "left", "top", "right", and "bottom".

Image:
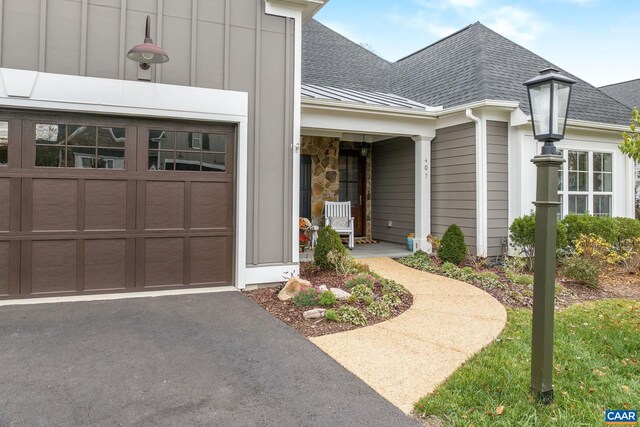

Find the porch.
[{"left": 299, "top": 241, "right": 412, "bottom": 262}]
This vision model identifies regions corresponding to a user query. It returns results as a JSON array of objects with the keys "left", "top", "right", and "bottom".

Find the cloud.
[
  {"left": 413, "top": 0, "right": 483, "bottom": 9},
  {"left": 483, "top": 6, "right": 545, "bottom": 45}
]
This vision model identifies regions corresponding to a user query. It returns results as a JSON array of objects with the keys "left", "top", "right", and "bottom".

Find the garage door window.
[
  {"left": 0, "top": 121, "right": 8, "bottom": 166},
  {"left": 35, "top": 124, "right": 126, "bottom": 169},
  {"left": 148, "top": 130, "right": 226, "bottom": 172}
]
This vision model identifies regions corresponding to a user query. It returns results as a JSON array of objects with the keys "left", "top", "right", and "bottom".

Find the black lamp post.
[{"left": 523, "top": 68, "right": 576, "bottom": 404}]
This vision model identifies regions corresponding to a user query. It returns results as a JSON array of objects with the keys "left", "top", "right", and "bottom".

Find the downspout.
[{"left": 466, "top": 108, "right": 487, "bottom": 257}]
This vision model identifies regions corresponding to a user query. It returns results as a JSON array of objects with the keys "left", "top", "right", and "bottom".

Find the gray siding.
[
  {"left": 0, "top": 0, "right": 295, "bottom": 266},
  {"left": 372, "top": 137, "right": 415, "bottom": 244},
  {"left": 431, "top": 122, "right": 477, "bottom": 252},
  {"left": 487, "top": 121, "right": 508, "bottom": 257}
]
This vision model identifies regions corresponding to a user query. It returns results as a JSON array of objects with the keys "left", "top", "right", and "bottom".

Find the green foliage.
[
  {"left": 291, "top": 288, "right": 319, "bottom": 307},
  {"left": 414, "top": 300, "right": 640, "bottom": 426},
  {"left": 440, "top": 263, "right": 502, "bottom": 288},
  {"left": 562, "top": 214, "right": 615, "bottom": 249},
  {"left": 619, "top": 107, "right": 640, "bottom": 162},
  {"left": 367, "top": 301, "right": 391, "bottom": 318},
  {"left": 324, "top": 309, "right": 340, "bottom": 322},
  {"left": 345, "top": 274, "right": 376, "bottom": 289},
  {"left": 326, "top": 249, "right": 356, "bottom": 275},
  {"left": 437, "top": 224, "right": 467, "bottom": 265},
  {"left": 351, "top": 284, "right": 374, "bottom": 302},
  {"left": 612, "top": 217, "right": 640, "bottom": 247},
  {"left": 381, "top": 279, "right": 408, "bottom": 296},
  {"left": 509, "top": 212, "right": 567, "bottom": 269},
  {"left": 314, "top": 226, "right": 347, "bottom": 269},
  {"left": 317, "top": 290, "right": 337, "bottom": 307},
  {"left": 512, "top": 274, "right": 534, "bottom": 286},
  {"left": 362, "top": 295, "right": 375, "bottom": 306},
  {"left": 381, "top": 292, "right": 401, "bottom": 307},
  {"left": 399, "top": 251, "right": 438, "bottom": 272},
  {"left": 561, "top": 256, "right": 599, "bottom": 288},
  {"left": 337, "top": 306, "right": 367, "bottom": 326}
]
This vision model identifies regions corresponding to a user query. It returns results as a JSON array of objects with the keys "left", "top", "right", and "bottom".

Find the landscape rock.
[
  {"left": 330, "top": 287, "right": 351, "bottom": 300},
  {"left": 318, "top": 285, "right": 328, "bottom": 292},
  {"left": 303, "top": 308, "right": 326, "bottom": 320},
  {"left": 277, "top": 277, "right": 312, "bottom": 301}
]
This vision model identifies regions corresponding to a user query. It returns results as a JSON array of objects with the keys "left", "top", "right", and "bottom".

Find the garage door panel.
[
  {"left": 190, "top": 182, "right": 228, "bottom": 229},
  {"left": 0, "top": 178, "right": 9, "bottom": 232},
  {"left": 32, "top": 179, "right": 78, "bottom": 231},
  {"left": 83, "top": 239, "right": 127, "bottom": 290},
  {"left": 84, "top": 180, "right": 127, "bottom": 231},
  {"left": 0, "top": 241, "right": 9, "bottom": 295},
  {"left": 31, "top": 240, "right": 77, "bottom": 294},
  {"left": 189, "top": 236, "right": 228, "bottom": 284},
  {"left": 145, "top": 181, "right": 185, "bottom": 230},
  {"left": 144, "top": 237, "right": 184, "bottom": 287}
]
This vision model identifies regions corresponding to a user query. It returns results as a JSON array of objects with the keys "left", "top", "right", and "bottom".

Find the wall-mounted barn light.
[{"left": 127, "top": 16, "right": 169, "bottom": 70}]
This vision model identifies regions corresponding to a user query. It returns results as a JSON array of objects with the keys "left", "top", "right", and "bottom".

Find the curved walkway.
[{"left": 310, "top": 257, "right": 507, "bottom": 414}]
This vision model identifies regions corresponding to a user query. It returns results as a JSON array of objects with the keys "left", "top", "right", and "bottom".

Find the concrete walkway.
[{"left": 310, "top": 257, "right": 508, "bottom": 414}]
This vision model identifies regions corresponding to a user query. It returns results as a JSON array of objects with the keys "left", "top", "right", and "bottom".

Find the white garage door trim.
[{"left": 0, "top": 67, "right": 249, "bottom": 290}]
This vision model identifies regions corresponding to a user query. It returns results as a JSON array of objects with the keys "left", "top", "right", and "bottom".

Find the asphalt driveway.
[{"left": 0, "top": 292, "right": 420, "bottom": 427}]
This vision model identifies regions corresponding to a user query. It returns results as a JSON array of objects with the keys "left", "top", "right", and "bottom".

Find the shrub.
[
  {"left": 503, "top": 256, "right": 527, "bottom": 278},
  {"left": 381, "top": 279, "right": 408, "bottom": 296},
  {"left": 314, "top": 226, "right": 346, "bottom": 269},
  {"left": 400, "top": 251, "right": 437, "bottom": 272},
  {"left": 317, "top": 290, "right": 337, "bottom": 307},
  {"left": 510, "top": 213, "right": 567, "bottom": 269},
  {"left": 362, "top": 295, "right": 374, "bottom": 306},
  {"left": 512, "top": 274, "right": 534, "bottom": 286},
  {"left": 367, "top": 301, "right": 391, "bottom": 318},
  {"left": 561, "top": 214, "right": 615, "bottom": 249},
  {"left": 438, "top": 224, "right": 467, "bottom": 265},
  {"left": 561, "top": 257, "right": 599, "bottom": 288},
  {"left": 612, "top": 217, "right": 640, "bottom": 247},
  {"left": 381, "top": 292, "right": 402, "bottom": 307},
  {"left": 345, "top": 274, "right": 376, "bottom": 289},
  {"left": 326, "top": 249, "right": 355, "bottom": 275},
  {"left": 324, "top": 309, "right": 340, "bottom": 322},
  {"left": 338, "top": 306, "right": 367, "bottom": 326},
  {"left": 351, "top": 284, "right": 374, "bottom": 302},
  {"left": 574, "top": 234, "right": 623, "bottom": 271},
  {"left": 292, "top": 288, "right": 319, "bottom": 307}
]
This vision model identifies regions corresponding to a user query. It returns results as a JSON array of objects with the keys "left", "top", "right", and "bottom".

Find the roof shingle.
[{"left": 600, "top": 79, "right": 640, "bottom": 109}]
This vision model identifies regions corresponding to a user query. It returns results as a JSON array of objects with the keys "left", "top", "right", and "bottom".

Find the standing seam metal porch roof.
[{"left": 302, "top": 83, "right": 431, "bottom": 111}]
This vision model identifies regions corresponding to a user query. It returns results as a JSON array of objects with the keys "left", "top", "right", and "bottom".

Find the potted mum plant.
[{"left": 299, "top": 217, "right": 312, "bottom": 252}]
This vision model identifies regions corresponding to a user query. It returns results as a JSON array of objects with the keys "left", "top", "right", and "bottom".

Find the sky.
[{"left": 313, "top": 0, "right": 639, "bottom": 88}]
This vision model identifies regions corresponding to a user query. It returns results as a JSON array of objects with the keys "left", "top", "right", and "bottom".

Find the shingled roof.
[
  {"left": 302, "top": 20, "right": 632, "bottom": 126},
  {"left": 600, "top": 79, "right": 640, "bottom": 109}
]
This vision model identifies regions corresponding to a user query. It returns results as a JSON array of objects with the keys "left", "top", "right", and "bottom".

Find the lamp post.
[{"left": 523, "top": 68, "right": 575, "bottom": 404}]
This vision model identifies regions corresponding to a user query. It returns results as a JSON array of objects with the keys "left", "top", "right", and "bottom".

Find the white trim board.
[
  {"left": 0, "top": 67, "right": 250, "bottom": 290},
  {"left": 246, "top": 264, "right": 300, "bottom": 285}
]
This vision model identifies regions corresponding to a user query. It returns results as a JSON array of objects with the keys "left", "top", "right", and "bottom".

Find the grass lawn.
[{"left": 414, "top": 299, "right": 639, "bottom": 426}]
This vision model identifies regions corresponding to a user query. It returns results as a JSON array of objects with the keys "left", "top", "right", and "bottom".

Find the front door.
[{"left": 339, "top": 150, "right": 366, "bottom": 237}]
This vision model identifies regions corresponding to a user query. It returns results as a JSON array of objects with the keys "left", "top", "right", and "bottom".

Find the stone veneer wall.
[{"left": 301, "top": 136, "right": 372, "bottom": 239}]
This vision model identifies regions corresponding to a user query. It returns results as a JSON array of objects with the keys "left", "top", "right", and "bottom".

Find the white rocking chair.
[{"left": 323, "top": 201, "right": 355, "bottom": 249}]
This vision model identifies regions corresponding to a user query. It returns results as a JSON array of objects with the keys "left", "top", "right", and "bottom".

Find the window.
[
  {"left": 558, "top": 149, "right": 613, "bottom": 217},
  {"left": 0, "top": 121, "right": 7, "bottom": 166},
  {"left": 35, "top": 124, "right": 125, "bottom": 169},
  {"left": 148, "top": 130, "right": 226, "bottom": 172}
]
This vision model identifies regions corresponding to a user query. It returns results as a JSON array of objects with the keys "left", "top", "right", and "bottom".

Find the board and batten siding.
[
  {"left": 487, "top": 120, "right": 508, "bottom": 257},
  {"left": 431, "top": 122, "right": 477, "bottom": 252},
  {"left": 0, "top": 0, "right": 295, "bottom": 266},
  {"left": 371, "top": 137, "right": 415, "bottom": 244}
]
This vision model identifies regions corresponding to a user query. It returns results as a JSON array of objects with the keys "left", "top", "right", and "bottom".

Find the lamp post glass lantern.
[
  {"left": 524, "top": 67, "right": 576, "bottom": 154},
  {"left": 523, "top": 68, "right": 575, "bottom": 404}
]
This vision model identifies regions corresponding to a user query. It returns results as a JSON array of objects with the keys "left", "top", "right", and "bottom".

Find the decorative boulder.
[
  {"left": 303, "top": 308, "right": 326, "bottom": 320},
  {"left": 277, "top": 277, "right": 312, "bottom": 301},
  {"left": 318, "top": 284, "right": 329, "bottom": 292},
  {"left": 330, "top": 287, "right": 351, "bottom": 301}
]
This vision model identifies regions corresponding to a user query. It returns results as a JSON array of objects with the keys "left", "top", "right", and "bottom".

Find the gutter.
[{"left": 466, "top": 108, "right": 487, "bottom": 258}]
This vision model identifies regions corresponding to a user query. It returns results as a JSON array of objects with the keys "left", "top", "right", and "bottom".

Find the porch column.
[{"left": 412, "top": 135, "right": 434, "bottom": 253}]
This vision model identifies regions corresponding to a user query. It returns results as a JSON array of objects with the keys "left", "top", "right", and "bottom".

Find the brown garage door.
[{"left": 0, "top": 110, "right": 235, "bottom": 298}]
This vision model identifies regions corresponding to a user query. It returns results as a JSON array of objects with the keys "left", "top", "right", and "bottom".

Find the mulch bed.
[
  {"left": 245, "top": 263, "right": 413, "bottom": 338},
  {"left": 396, "top": 257, "right": 640, "bottom": 310}
]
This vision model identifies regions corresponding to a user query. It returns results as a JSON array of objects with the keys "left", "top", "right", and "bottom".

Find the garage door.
[{"left": 0, "top": 111, "right": 235, "bottom": 298}]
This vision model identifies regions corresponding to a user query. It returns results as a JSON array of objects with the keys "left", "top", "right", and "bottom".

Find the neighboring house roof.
[
  {"left": 302, "top": 83, "right": 430, "bottom": 111},
  {"left": 302, "top": 20, "right": 632, "bottom": 126},
  {"left": 600, "top": 79, "right": 640, "bottom": 109}
]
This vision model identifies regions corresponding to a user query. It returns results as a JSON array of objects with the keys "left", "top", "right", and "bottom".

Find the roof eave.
[
  {"left": 266, "top": 0, "right": 328, "bottom": 22},
  {"left": 302, "top": 97, "right": 442, "bottom": 118}
]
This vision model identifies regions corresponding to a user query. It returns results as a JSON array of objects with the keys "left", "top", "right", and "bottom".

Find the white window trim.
[{"left": 558, "top": 147, "right": 615, "bottom": 217}]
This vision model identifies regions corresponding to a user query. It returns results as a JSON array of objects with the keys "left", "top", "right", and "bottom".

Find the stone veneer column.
[{"left": 301, "top": 136, "right": 341, "bottom": 226}]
